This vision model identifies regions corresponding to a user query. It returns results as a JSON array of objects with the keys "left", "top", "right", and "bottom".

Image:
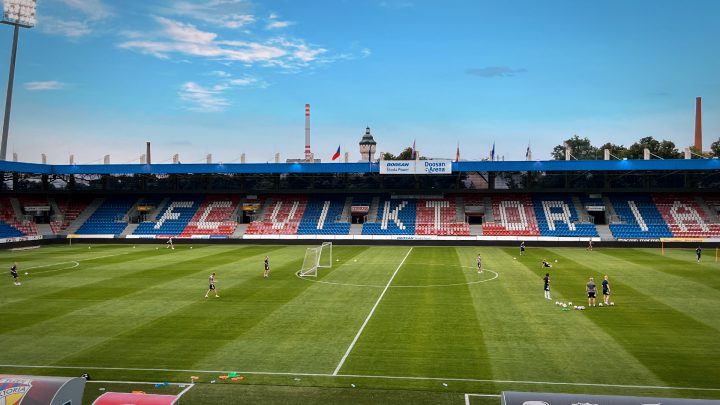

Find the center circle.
[{"left": 295, "top": 264, "right": 499, "bottom": 288}]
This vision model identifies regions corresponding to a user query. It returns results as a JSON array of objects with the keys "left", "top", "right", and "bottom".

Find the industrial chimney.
[
  {"left": 304, "top": 104, "right": 312, "bottom": 161},
  {"left": 694, "top": 97, "right": 702, "bottom": 152},
  {"left": 146, "top": 142, "right": 151, "bottom": 164}
]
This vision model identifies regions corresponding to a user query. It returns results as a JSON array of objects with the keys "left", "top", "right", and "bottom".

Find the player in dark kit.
[
  {"left": 520, "top": 242, "right": 526, "bottom": 256},
  {"left": 586, "top": 277, "right": 597, "bottom": 307},
  {"left": 10, "top": 263, "right": 20, "bottom": 286},
  {"left": 263, "top": 256, "right": 270, "bottom": 278},
  {"left": 542, "top": 259, "right": 552, "bottom": 268},
  {"left": 205, "top": 272, "right": 219, "bottom": 298},
  {"left": 602, "top": 275, "right": 611, "bottom": 305},
  {"left": 543, "top": 273, "right": 551, "bottom": 300},
  {"left": 696, "top": 246, "right": 702, "bottom": 263},
  {"left": 476, "top": 254, "right": 482, "bottom": 274}
]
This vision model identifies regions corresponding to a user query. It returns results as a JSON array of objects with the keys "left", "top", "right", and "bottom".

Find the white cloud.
[
  {"left": 209, "top": 70, "right": 231, "bottom": 77},
  {"left": 166, "top": 0, "right": 255, "bottom": 29},
  {"left": 39, "top": 17, "right": 92, "bottom": 38},
  {"left": 59, "top": 0, "right": 112, "bottom": 21},
  {"left": 24, "top": 81, "right": 66, "bottom": 91},
  {"left": 119, "top": 17, "right": 329, "bottom": 70},
  {"left": 266, "top": 13, "right": 293, "bottom": 30},
  {"left": 39, "top": 0, "right": 112, "bottom": 38},
  {"left": 179, "top": 73, "right": 268, "bottom": 112},
  {"left": 179, "top": 82, "right": 229, "bottom": 112}
]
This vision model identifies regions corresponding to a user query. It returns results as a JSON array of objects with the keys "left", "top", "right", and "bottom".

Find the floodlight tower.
[{"left": 0, "top": 0, "right": 36, "bottom": 161}]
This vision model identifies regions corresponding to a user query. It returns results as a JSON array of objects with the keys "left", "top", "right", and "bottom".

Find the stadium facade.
[{"left": 0, "top": 158, "right": 718, "bottom": 245}]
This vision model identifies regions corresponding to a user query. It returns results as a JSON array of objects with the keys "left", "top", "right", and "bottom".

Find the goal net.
[{"left": 298, "top": 242, "right": 332, "bottom": 277}]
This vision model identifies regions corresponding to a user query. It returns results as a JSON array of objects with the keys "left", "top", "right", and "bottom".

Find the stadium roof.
[{"left": 0, "top": 159, "right": 718, "bottom": 175}]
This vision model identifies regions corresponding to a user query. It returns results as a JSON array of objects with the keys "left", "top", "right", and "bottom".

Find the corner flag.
[{"left": 331, "top": 145, "right": 341, "bottom": 161}]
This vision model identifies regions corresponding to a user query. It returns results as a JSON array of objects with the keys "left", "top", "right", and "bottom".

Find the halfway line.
[{"left": 332, "top": 247, "right": 413, "bottom": 376}]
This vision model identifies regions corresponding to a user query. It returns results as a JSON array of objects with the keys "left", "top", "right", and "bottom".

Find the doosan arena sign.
[{"left": 380, "top": 160, "right": 452, "bottom": 175}]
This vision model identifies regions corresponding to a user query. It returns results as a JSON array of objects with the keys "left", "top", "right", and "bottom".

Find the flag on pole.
[
  {"left": 525, "top": 144, "right": 531, "bottom": 160},
  {"left": 331, "top": 145, "right": 341, "bottom": 161},
  {"left": 456, "top": 143, "right": 460, "bottom": 162},
  {"left": 490, "top": 141, "right": 495, "bottom": 161},
  {"left": 411, "top": 140, "right": 416, "bottom": 160}
]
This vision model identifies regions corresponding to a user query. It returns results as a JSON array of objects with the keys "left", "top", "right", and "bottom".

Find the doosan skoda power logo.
[{"left": 0, "top": 377, "right": 32, "bottom": 405}]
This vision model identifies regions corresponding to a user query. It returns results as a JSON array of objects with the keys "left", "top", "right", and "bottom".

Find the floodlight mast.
[{"left": 0, "top": 0, "right": 37, "bottom": 161}]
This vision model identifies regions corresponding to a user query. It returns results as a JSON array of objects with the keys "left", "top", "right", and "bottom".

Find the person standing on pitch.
[
  {"left": 587, "top": 239, "right": 593, "bottom": 251},
  {"left": 476, "top": 254, "right": 483, "bottom": 274},
  {"left": 543, "top": 273, "right": 551, "bottom": 300},
  {"left": 602, "top": 275, "right": 611, "bottom": 305},
  {"left": 520, "top": 241, "right": 526, "bottom": 256},
  {"left": 166, "top": 237, "right": 174, "bottom": 250},
  {"left": 263, "top": 256, "right": 270, "bottom": 278},
  {"left": 696, "top": 246, "right": 702, "bottom": 263},
  {"left": 10, "top": 262, "right": 20, "bottom": 286},
  {"left": 205, "top": 272, "right": 219, "bottom": 298},
  {"left": 586, "top": 277, "right": 597, "bottom": 307}
]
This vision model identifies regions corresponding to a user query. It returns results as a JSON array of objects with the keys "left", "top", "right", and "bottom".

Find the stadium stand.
[
  {"left": 482, "top": 194, "right": 541, "bottom": 236},
  {"left": 652, "top": 194, "right": 720, "bottom": 238},
  {"left": 0, "top": 197, "right": 26, "bottom": 237},
  {"left": 134, "top": 196, "right": 204, "bottom": 236},
  {"left": 297, "top": 196, "right": 350, "bottom": 235},
  {"left": 245, "top": 195, "right": 308, "bottom": 235},
  {"left": 76, "top": 197, "right": 136, "bottom": 235},
  {"left": 363, "top": 197, "right": 416, "bottom": 235},
  {"left": 533, "top": 195, "right": 598, "bottom": 237},
  {"left": 415, "top": 198, "right": 469, "bottom": 236},
  {"left": 180, "top": 195, "right": 240, "bottom": 237},
  {"left": 608, "top": 194, "right": 672, "bottom": 239},
  {"left": 51, "top": 197, "right": 92, "bottom": 234}
]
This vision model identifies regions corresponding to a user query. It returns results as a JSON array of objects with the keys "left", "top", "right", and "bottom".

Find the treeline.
[{"left": 552, "top": 135, "right": 720, "bottom": 160}]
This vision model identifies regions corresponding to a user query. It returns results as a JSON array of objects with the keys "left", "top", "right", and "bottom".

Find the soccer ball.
[
  {"left": 190, "top": 247, "right": 193, "bottom": 249},
  {"left": 354, "top": 259, "right": 357, "bottom": 262},
  {"left": 513, "top": 257, "right": 516, "bottom": 260},
  {"left": 88, "top": 246, "right": 91, "bottom": 249},
  {"left": 24, "top": 272, "right": 28, "bottom": 275},
  {"left": 554, "top": 259, "right": 557, "bottom": 263},
  {"left": 156, "top": 247, "right": 159, "bottom": 250}
]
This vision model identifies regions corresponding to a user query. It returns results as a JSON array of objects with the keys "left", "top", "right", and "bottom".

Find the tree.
[
  {"left": 551, "top": 135, "right": 598, "bottom": 160},
  {"left": 626, "top": 136, "right": 681, "bottom": 159},
  {"left": 382, "top": 147, "right": 425, "bottom": 160},
  {"left": 711, "top": 138, "right": 720, "bottom": 157},
  {"left": 598, "top": 142, "right": 629, "bottom": 159}
]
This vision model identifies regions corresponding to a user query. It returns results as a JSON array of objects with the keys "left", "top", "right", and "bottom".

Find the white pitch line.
[
  {"left": 2, "top": 364, "right": 719, "bottom": 392},
  {"left": 87, "top": 380, "right": 188, "bottom": 386},
  {"left": 332, "top": 247, "right": 413, "bottom": 376},
  {"left": 176, "top": 383, "right": 195, "bottom": 399}
]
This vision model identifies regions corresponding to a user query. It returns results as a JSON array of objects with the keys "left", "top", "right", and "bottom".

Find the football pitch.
[{"left": 1, "top": 243, "right": 719, "bottom": 404}]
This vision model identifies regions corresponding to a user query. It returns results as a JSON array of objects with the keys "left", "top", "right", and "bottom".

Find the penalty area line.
[
  {"left": 2, "top": 364, "right": 720, "bottom": 393},
  {"left": 332, "top": 247, "right": 413, "bottom": 376}
]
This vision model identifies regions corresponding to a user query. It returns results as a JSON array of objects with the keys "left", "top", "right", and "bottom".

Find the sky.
[{"left": 0, "top": 0, "right": 719, "bottom": 164}]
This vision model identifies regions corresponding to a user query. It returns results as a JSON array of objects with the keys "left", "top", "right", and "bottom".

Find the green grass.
[{"left": 1, "top": 244, "right": 719, "bottom": 404}]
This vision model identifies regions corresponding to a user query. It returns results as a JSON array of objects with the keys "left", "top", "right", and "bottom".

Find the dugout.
[{"left": 0, "top": 374, "right": 86, "bottom": 405}]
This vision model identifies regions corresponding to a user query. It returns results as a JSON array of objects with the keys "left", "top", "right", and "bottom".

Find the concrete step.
[
  {"left": 349, "top": 223, "right": 363, "bottom": 235},
  {"left": 36, "top": 223, "right": 54, "bottom": 236},
  {"left": 232, "top": 223, "right": 248, "bottom": 238},
  {"left": 64, "top": 197, "right": 104, "bottom": 234}
]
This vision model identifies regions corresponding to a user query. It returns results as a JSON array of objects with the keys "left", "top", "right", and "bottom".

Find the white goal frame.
[{"left": 298, "top": 242, "right": 332, "bottom": 277}]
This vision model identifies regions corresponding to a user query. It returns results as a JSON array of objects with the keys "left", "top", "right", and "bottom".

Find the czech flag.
[{"left": 331, "top": 145, "right": 341, "bottom": 161}]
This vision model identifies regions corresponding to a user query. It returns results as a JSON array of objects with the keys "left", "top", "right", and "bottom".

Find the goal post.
[{"left": 298, "top": 242, "right": 332, "bottom": 277}]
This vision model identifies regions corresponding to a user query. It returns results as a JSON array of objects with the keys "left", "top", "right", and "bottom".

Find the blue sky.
[{"left": 1, "top": 0, "right": 719, "bottom": 164}]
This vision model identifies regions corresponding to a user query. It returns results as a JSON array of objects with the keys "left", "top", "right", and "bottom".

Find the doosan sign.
[{"left": 380, "top": 160, "right": 452, "bottom": 175}]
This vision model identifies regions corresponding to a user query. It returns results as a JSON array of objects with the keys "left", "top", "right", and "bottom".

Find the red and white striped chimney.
[{"left": 304, "top": 104, "right": 312, "bottom": 161}]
